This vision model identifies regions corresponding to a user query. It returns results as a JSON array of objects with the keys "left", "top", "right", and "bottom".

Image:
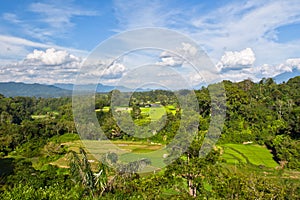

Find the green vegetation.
[
  {"left": 48, "top": 139, "right": 165, "bottom": 172},
  {"left": 0, "top": 82, "right": 71, "bottom": 97},
  {"left": 50, "top": 133, "right": 80, "bottom": 143},
  {"left": 222, "top": 144, "right": 278, "bottom": 168},
  {"left": 0, "top": 76, "right": 300, "bottom": 199},
  {"left": 221, "top": 146, "right": 248, "bottom": 164}
]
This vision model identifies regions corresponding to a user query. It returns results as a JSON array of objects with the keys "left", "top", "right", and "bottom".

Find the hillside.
[
  {"left": 54, "top": 83, "right": 145, "bottom": 93},
  {"left": 0, "top": 76, "right": 299, "bottom": 199},
  {"left": 0, "top": 82, "right": 71, "bottom": 97}
]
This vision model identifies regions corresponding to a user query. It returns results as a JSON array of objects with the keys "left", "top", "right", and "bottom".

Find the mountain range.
[
  {"left": 0, "top": 73, "right": 299, "bottom": 97},
  {"left": 0, "top": 82, "right": 143, "bottom": 97},
  {"left": 53, "top": 83, "right": 135, "bottom": 93},
  {"left": 273, "top": 68, "right": 300, "bottom": 83},
  {"left": 0, "top": 82, "right": 72, "bottom": 98}
]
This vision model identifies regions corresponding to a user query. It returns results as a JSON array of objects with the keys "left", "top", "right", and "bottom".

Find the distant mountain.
[
  {"left": 53, "top": 83, "right": 74, "bottom": 91},
  {"left": 273, "top": 69, "right": 300, "bottom": 83},
  {"left": 0, "top": 82, "right": 149, "bottom": 98},
  {"left": 0, "top": 82, "right": 71, "bottom": 97},
  {"left": 1, "top": 74, "right": 300, "bottom": 98},
  {"left": 54, "top": 83, "right": 145, "bottom": 93}
]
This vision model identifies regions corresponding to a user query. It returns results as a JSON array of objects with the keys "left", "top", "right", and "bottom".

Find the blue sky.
[{"left": 0, "top": 0, "right": 300, "bottom": 85}]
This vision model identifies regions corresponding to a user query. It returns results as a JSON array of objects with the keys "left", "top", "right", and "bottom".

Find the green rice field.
[{"left": 221, "top": 144, "right": 279, "bottom": 168}]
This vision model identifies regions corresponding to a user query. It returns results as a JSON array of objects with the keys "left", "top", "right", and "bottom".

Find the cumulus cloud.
[
  {"left": 80, "top": 58, "right": 127, "bottom": 82},
  {"left": 158, "top": 54, "right": 183, "bottom": 67},
  {"left": 113, "top": 0, "right": 300, "bottom": 67},
  {"left": 1, "top": 45, "right": 298, "bottom": 86},
  {"left": 25, "top": 48, "right": 80, "bottom": 66},
  {"left": 258, "top": 58, "right": 300, "bottom": 78},
  {"left": 0, "top": 48, "right": 82, "bottom": 84},
  {"left": 0, "top": 48, "right": 127, "bottom": 84},
  {"left": 217, "top": 48, "right": 256, "bottom": 71},
  {"left": 286, "top": 58, "right": 300, "bottom": 69},
  {"left": 181, "top": 42, "right": 198, "bottom": 56},
  {"left": 189, "top": 72, "right": 206, "bottom": 86},
  {"left": 157, "top": 42, "right": 198, "bottom": 67},
  {"left": 218, "top": 57, "right": 300, "bottom": 82},
  {"left": 100, "top": 62, "right": 127, "bottom": 79}
]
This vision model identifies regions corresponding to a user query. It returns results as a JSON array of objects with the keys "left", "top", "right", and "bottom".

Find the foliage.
[{"left": 0, "top": 76, "right": 300, "bottom": 198}]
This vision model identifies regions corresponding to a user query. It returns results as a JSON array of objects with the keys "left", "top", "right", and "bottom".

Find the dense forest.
[{"left": 0, "top": 76, "right": 299, "bottom": 199}]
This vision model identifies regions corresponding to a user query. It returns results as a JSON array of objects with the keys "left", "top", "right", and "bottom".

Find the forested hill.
[
  {"left": 54, "top": 83, "right": 134, "bottom": 93},
  {"left": 0, "top": 82, "right": 141, "bottom": 97},
  {"left": 0, "top": 82, "right": 71, "bottom": 97},
  {"left": 1, "top": 75, "right": 299, "bottom": 98},
  {"left": 0, "top": 76, "right": 299, "bottom": 199}
]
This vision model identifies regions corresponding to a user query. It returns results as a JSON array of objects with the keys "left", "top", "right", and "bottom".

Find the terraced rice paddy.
[{"left": 221, "top": 144, "right": 279, "bottom": 168}]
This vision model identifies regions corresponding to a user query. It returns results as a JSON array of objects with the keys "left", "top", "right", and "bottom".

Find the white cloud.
[
  {"left": 0, "top": 48, "right": 82, "bottom": 84},
  {"left": 113, "top": 0, "right": 300, "bottom": 70},
  {"left": 218, "top": 57, "right": 300, "bottom": 82},
  {"left": 0, "top": 35, "right": 51, "bottom": 61},
  {"left": 25, "top": 48, "right": 80, "bottom": 66},
  {"left": 113, "top": 0, "right": 178, "bottom": 30},
  {"left": 259, "top": 64, "right": 288, "bottom": 78},
  {"left": 0, "top": 48, "right": 128, "bottom": 84},
  {"left": 219, "top": 70, "right": 257, "bottom": 83},
  {"left": 81, "top": 58, "right": 127, "bottom": 81},
  {"left": 189, "top": 72, "right": 205, "bottom": 86},
  {"left": 181, "top": 42, "right": 198, "bottom": 56},
  {"left": 1, "top": 0, "right": 300, "bottom": 85},
  {"left": 157, "top": 54, "right": 183, "bottom": 67},
  {"left": 286, "top": 58, "right": 300, "bottom": 70},
  {"left": 188, "top": 0, "right": 300, "bottom": 63},
  {"left": 217, "top": 48, "right": 256, "bottom": 71},
  {"left": 0, "top": 34, "right": 88, "bottom": 62},
  {"left": 2, "top": 2, "right": 98, "bottom": 44},
  {"left": 258, "top": 58, "right": 300, "bottom": 78},
  {"left": 100, "top": 62, "right": 127, "bottom": 79},
  {"left": 28, "top": 2, "right": 98, "bottom": 33},
  {"left": 1, "top": 47, "right": 297, "bottom": 86},
  {"left": 2, "top": 13, "right": 21, "bottom": 24},
  {"left": 157, "top": 42, "right": 198, "bottom": 67}
]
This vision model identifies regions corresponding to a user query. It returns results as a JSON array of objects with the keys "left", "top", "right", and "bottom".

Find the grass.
[
  {"left": 31, "top": 114, "right": 48, "bottom": 119},
  {"left": 51, "top": 140, "right": 279, "bottom": 172},
  {"left": 50, "top": 139, "right": 166, "bottom": 172},
  {"left": 140, "top": 106, "right": 166, "bottom": 121},
  {"left": 50, "top": 133, "right": 80, "bottom": 143},
  {"left": 118, "top": 148, "right": 168, "bottom": 171},
  {"left": 10, "top": 134, "right": 297, "bottom": 179},
  {"left": 165, "top": 105, "right": 177, "bottom": 115},
  {"left": 31, "top": 111, "right": 59, "bottom": 119},
  {"left": 95, "top": 106, "right": 110, "bottom": 112},
  {"left": 96, "top": 105, "right": 174, "bottom": 126},
  {"left": 221, "top": 147, "right": 247, "bottom": 164},
  {"left": 221, "top": 144, "right": 278, "bottom": 168},
  {"left": 95, "top": 105, "right": 177, "bottom": 117}
]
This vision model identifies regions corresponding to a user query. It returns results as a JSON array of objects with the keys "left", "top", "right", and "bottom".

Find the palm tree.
[
  {"left": 69, "top": 148, "right": 108, "bottom": 197},
  {"left": 69, "top": 149, "right": 152, "bottom": 197}
]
